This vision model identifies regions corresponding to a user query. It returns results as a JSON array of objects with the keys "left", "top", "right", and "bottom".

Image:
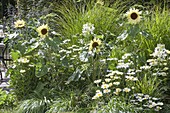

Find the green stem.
[{"left": 92, "top": 55, "right": 95, "bottom": 81}]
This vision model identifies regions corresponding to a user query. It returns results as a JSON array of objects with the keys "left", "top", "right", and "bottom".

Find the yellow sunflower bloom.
[
  {"left": 14, "top": 19, "right": 25, "bottom": 28},
  {"left": 125, "top": 8, "right": 142, "bottom": 24},
  {"left": 37, "top": 24, "right": 49, "bottom": 38},
  {"left": 89, "top": 38, "right": 101, "bottom": 52}
]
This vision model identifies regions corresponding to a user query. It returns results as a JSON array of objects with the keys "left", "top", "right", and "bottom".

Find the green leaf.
[
  {"left": 96, "top": 35, "right": 104, "bottom": 39},
  {"left": 11, "top": 50, "right": 20, "bottom": 61},
  {"left": 34, "top": 82, "right": 46, "bottom": 93},
  {"left": 62, "top": 57, "right": 68, "bottom": 66},
  {"left": 25, "top": 47, "right": 37, "bottom": 55},
  {"left": 36, "top": 66, "right": 48, "bottom": 78},
  {"left": 128, "top": 25, "right": 140, "bottom": 38},
  {"left": 79, "top": 51, "right": 88, "bottom": 62},
  {"left": 66, "top": 67, "right": 84, "bottom": 84}
]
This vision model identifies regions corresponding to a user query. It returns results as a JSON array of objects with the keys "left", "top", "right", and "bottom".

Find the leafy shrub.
[
  {"left": 4, "top": 0, "right": 170, "bottom": 112},
  {"left": 16, "top": 98, "right": 51, "bottom": 113},
  {"left": 0, "top": 89, "right": 16, "bottom": 109}
]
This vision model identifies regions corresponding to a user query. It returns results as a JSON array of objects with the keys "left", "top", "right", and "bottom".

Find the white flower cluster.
[
  {"left": 92, "top": 90, "right": 103, "bottom": 99},
  {"left": 92, "top": 52, "right": 139, "bottom": 99},
  {"left": 116, "top": 53, "right": 133, "bottom": 69},
  {"left": 131, "top": 93, "right": 163, "bottom": 111},
  {"left": 151, "top": 44, "right": 170, "bottom": 60},
  {"left": 92, "top": 49, "right": 168, "bottom": 113},
  {"left": 59, "top": 39, "right": 84, "bottom": 63},
  {"left": 143, "top": 44, "right": 170, "bottom": 77},
  {"left": 105, "top": 70, "right": 123, "bottom": 77},
  {"left": 18, "top": 57, "right": 30, "bottom": 63},
  {"left": 125, "top": 76, "right": 138, "bottom": 81},
  {"left": 82, "top": 23, "right": 95, "bottom": 36}
]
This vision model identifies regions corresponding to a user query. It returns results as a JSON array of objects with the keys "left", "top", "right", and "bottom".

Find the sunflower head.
[
  {"left": 14, "top": 19, "right": 26, "bottom": 28},
  {"left": 89, "top": 38, "right": 101, "bottom": 52},
  {"left": 37, "top": 24, "right": 49, "bottom": 38},
  {"left": 125, "top": 8, "right": 142, "bottom": 24}
]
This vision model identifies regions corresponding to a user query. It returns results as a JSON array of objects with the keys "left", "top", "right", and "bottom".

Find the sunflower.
[
  {"left": 125, "top": 8, "right": 142, "bottom": 24},
  {"left": 14, "top": 19, "right": 25, "bottom": 28},
  {"left": 37, "top": 24, "right": 49, "bottom": 38},
  {"left": 89, "top": 38, "right": 101, "bottom": 52}
]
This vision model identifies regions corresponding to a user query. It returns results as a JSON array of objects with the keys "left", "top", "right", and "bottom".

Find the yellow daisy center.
[
  {"left": 130, "top": 12, "right": 138, "bottom": 20},
  {"left": 41, "top": 28, "right": 48, "bottom": 35},
  {"left": 92, "top": 42, "right": 99, "bottom": 48}
]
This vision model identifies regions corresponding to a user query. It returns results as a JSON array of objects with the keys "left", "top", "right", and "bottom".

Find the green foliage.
[
  {"left": 16, "top": 98, "right": 51, "bottom": 113},
  {"left": 0, "top": 109, "right": 15, "bottom": 113},
  {"left": 0, "top": 89, "right": 17, "bottom": 109},
  {"left": 162, "top": 104, "right": 170, "bottom": 113},
  {"left": 51, "top": 0, "right": 127, "bottom": 40},
  {"left": 144, "top": 6, "right": 170, "bottom": 49},
  {"left": 3, "top": 0, "right": 170, "bottom": 112},
  {"left": 47, "top": 88, "right": 95, "bottom": 113},
  {"left": 7, "top": 18, "right": 60, "bottom": 100},
  {"left": 46, "top": 98, "right": 74, "bottom": 113},
  {"left": 16, "top": 0, "right": 52, "bottom": 18},
  {"left": 94, "top": 97, "right": 137, "bottom": 113},
  {"left": 136, "top": 75, "right": 160, "bottom": 96}
]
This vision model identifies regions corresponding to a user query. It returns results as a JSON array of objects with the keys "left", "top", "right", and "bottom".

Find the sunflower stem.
[{"left": 92, "top": 54, "right": 95, "bottom": 82}]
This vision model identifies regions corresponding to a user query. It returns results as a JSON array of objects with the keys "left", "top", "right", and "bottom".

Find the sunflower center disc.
[
  {"left": 92, "top": 42, "right": 99, "bottom": 48},
  {"left": 18, "top": 24, "right": 23, "bottom": 26},
  {"left": 131, "top": 13, "right": 138, "bottom": 20},
  {"left": 41, "top": 28, "right": 48, "bottom": 35}
]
